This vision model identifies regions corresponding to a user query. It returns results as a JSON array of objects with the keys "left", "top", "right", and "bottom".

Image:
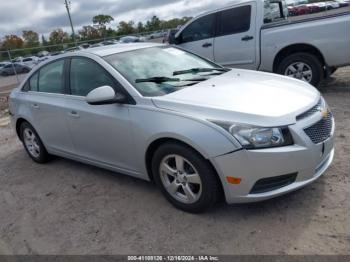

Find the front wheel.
[
  {"left": 152, "top": 142, "right": 221, "bottom": 213},
  {"left": 277, "top": 52, "right": 323, "bottom": 87}
]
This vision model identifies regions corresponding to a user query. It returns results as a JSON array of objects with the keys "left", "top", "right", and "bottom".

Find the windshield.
[{"left": 104, "top": 46, "right": 222, "bottom": 97}]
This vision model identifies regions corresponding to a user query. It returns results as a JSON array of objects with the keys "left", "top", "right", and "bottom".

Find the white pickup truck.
[{"left": 170, "top": 0, "right": 350, "bottom": 86}]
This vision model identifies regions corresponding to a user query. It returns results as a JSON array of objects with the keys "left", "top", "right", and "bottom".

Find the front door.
[
  {"left": 213, "top": 3, "right": 257, "bottom": 69},
  {"left": 64, "top": 57, "right": 136, "bottom": 172}
]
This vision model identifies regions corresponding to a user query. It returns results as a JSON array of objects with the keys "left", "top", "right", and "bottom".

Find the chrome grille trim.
[
  {"left": 304, "top": 112, "right": 333, "bottom": 144},
  {"left": 296, "top": 98, "right": 322, "bottom": 121}
]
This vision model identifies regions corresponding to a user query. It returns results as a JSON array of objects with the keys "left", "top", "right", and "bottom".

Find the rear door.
[
  {"left": 177, "top": 13, "right": 216, "bottom": 60},
  {"left": 213, "top": 3, "right": 257, "bottom": 69},
  {"left": 24, "top": 59, "right": 75, "bottom": 154}
]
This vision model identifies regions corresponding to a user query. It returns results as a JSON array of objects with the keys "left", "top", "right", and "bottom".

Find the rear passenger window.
[
  {"left": 181, "top": 14, "right": 216, "bottom": 43},
  {"left": 38, "top": 60, "right": 65, "bottom": 94},
  {"left": 70, "top": 58, "right": 115, "bottom": 96},
  {"left": 217, "top": 6, "right": 251, "bottom": 37},
  {"left": 29, "top": 72, "right": 38, "bottom": 91}
]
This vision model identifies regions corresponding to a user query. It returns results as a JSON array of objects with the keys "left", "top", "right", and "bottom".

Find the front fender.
[{"left": 129, "top": 106, "right": 241, "bottom": 178}]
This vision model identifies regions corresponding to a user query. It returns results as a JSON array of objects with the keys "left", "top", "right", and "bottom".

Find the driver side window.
[{"left": 181, "top": 13, "right": 216, "bottom": 43}]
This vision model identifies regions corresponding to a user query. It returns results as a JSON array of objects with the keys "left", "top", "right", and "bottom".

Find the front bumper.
[{"left": 211, "top": 113, "right": 335, "bottom": 204}]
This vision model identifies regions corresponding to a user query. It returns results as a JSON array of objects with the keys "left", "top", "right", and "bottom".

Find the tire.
[
  {"left": 329, "top": 67, "right": 338, "bottom": 76},
  {"left": 23, "top": 68, "right": 30, "bottom": 73},
  {"left": 152, "top": 142, "right": 221, "bottom": 213},
  {"left": 20, "top": 122, "right": 49, "bottom": 164},
  {"left": 1, "top": 72, "right": 8, "bottom": 77},
  {"left": 277, "top": 52, "right": 323, "bottom": 87}
]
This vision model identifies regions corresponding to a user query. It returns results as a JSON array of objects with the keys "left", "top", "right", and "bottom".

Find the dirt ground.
[{"left": 0, "top": 68, "right": 349, "bottom": 255}]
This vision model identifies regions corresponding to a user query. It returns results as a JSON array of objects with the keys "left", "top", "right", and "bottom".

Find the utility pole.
[{"left": 64, "top": 0, "right": 77, "bottom": 47}]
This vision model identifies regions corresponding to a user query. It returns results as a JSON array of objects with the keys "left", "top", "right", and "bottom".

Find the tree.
[
  {"left": 145, "top": 16, "right": 161, "bottom": 32},
  {"left": 79, "top": 26, "right": 101, "bottom": 41},
  {"left": 93, "top": 14, "right": 114, "bottom": 37},
  {"left": 49, "top": 29, "right": 70, "bottom": 44},
  {"left": 117, "top": 21, "right": 135, "bottom": 36},
  {"left": 22, "top": 30, "right": 39, "bottom": 48},
  {"left": 137, "top": 22, "right": 145, "bottom": 33},
  {"left": 41, "top": 35, "right": 48, "bottom": 46},
  {"left": 1, "top": 35, "right": 24, "bottom": 50}
]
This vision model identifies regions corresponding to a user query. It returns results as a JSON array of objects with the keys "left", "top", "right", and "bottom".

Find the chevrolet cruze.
[{"left": 9, "top": 43, "right": 335, "bottom": 213}]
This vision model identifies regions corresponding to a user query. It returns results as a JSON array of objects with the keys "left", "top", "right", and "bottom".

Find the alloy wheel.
[
  {"left": 159, "top": 154, "right": 202, "bottom": 204},
  {"left": 23, "top": 128, "right": 41, "bottom": 158},
  {"left": 284, "top": 62, "right": 313, "bottom": 83}
]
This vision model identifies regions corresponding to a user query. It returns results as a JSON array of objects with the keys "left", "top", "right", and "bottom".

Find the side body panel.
[{"left": 260, "top": 14, "right": 350, "bottom": 72}]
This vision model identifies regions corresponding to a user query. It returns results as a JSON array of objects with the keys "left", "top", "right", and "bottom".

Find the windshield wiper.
[
  {"left": 173, "top": 67, "right": 229, "bottom": 76},
  {"left": 135, "top": 76, "right": 180, "bottom": 84}
]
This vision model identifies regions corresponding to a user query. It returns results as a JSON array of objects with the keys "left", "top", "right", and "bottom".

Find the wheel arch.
[
  {"left": 16, "top": 117, "right": 30, "bottom": 140},
  {"left": 144, "top": 137, "right": 224, "bottom": 195},
  {"left": 273, "top": 43, "right": 326, "bottom": 73}
]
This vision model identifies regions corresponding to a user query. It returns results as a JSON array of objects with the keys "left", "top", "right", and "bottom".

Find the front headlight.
[{"left": 210, "top": 121, "right": 294, "bottom": 149}]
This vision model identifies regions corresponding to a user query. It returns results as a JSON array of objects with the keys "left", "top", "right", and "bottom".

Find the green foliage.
[
  {"left": 49, "top": 29, "right": 70, "bottom": 44},
  {"left": 0, "top": 13, "right": 192, "bottom": 56},
  {"left": 117, "top": 21, "right": 135, "bottom": 36},
  {"left": 93, "top": 15, "right": 114, "bottom": 26},
  {"left": 22, "top": 30, "right": 39, "bottom": 48}
]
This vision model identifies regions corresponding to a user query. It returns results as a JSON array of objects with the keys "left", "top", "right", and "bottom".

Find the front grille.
[
  {"left": 296, "top": 99, "right": 322, "bottom": 121},
  {"left": 250, "top": 173, "right": 298, "bottom": 194},
  {"left": 304, "top": 112, "right": 333, "bottom": 144}
]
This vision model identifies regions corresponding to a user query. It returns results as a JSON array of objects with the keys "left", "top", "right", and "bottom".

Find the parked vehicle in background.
[
  {"left": 0, "top": 63, "right": 31, "bottom": 76},
  {"left": 13, "top": 56, "right": 39, "bottom": 68},
  {"left": 37, "top": 51, "right": 50, "bottom": 57},
  {"left": 0, "top": 62, "right": 11, "bottom": 70},
  {"left": 149, "top": 31, "right": 166, "bottom": 39},
  {"left": 49, "top": 51, "right": 65, "bottom": 57},
  {"left": 9, "top": 43, "right": 334, "bottom": 213},
  {"left": 171, "top": 0, "right": 350, "bottom": 86},
  {"left": 163, "top": 29, "right": 179, "bottom": 43},
  {"left": 119, "top": 36, "right": 141, "bottom": 43}
]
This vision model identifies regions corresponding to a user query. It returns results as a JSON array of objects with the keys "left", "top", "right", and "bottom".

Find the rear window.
[
  {"left": 38, "top": 60, "right": 65, "bottom": 94},
  {"left": 217, "top": 6, "right": 251, "bottom": 36}
]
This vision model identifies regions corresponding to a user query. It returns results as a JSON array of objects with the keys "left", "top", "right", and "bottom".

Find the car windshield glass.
[{"left": 104, "top": 46, "right": 223, "bottom": 97}]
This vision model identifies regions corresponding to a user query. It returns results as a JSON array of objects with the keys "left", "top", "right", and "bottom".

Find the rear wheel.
[
  {"left": 152, "top": 142, "right": 221, "bottom": 213},
  {"left": 20, "top": 122, "right": 49, "bottom": 163},
  {"left": 277, "top": 52, "right": 323, "bottom": 87},
  {"left": 1, "top": 71, "right": 8, "bottom": 76}
]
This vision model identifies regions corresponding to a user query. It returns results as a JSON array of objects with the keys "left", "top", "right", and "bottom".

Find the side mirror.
[
  {"left": 170, "top": 34, "right": 181, "bottom": 45},
  {"left": 86, "top": 86, "right": 126, "bottom": 105}
]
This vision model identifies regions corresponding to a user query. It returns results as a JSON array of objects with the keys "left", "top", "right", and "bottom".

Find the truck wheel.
[{"left": 277, "top": 52, "right": 323, "bottom": 87}]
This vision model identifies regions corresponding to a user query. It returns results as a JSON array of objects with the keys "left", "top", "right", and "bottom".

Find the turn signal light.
[{"left": 226, "top": 176, "right": 242, "bottom": 185}]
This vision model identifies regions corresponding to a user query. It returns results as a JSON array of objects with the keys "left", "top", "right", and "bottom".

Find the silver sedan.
[{"left": 9, "top": 43, "right": 334, "bottom": 213}]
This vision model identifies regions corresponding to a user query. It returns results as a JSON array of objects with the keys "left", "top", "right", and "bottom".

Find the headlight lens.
[{"left": 210, "top": 121, "right": 294, "bottom": 149}]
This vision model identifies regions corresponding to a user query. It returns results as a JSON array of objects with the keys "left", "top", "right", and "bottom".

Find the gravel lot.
[{"left": 0, "top": 68, "right": 349, "bottom": 255}]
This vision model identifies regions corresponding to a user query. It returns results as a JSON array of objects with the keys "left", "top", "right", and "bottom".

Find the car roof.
[{"left": 81, "top": 42, "right": 163, "bottom": 57}]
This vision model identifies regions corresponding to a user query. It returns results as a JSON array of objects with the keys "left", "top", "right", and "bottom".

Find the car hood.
[{"left": 152, "top": 69, "right": 320, "bottom": 127}]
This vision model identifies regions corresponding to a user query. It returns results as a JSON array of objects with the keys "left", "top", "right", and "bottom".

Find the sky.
[{"left": 0, "top": 0, "right": 234, "bottom": 39}]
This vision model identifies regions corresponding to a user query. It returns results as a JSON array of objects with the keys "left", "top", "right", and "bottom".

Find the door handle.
[
  {"left": 202, "top": 42, "right": 212, "bottom": 48},
  {"left": 68, "top": 111, "right": 80, "bottom": 118},
  {"left": 31, "top": 104, "right": 40, "bottom": 109},
  {"left": 241, "top": 35, "right": 254, "bottom": 41}
]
